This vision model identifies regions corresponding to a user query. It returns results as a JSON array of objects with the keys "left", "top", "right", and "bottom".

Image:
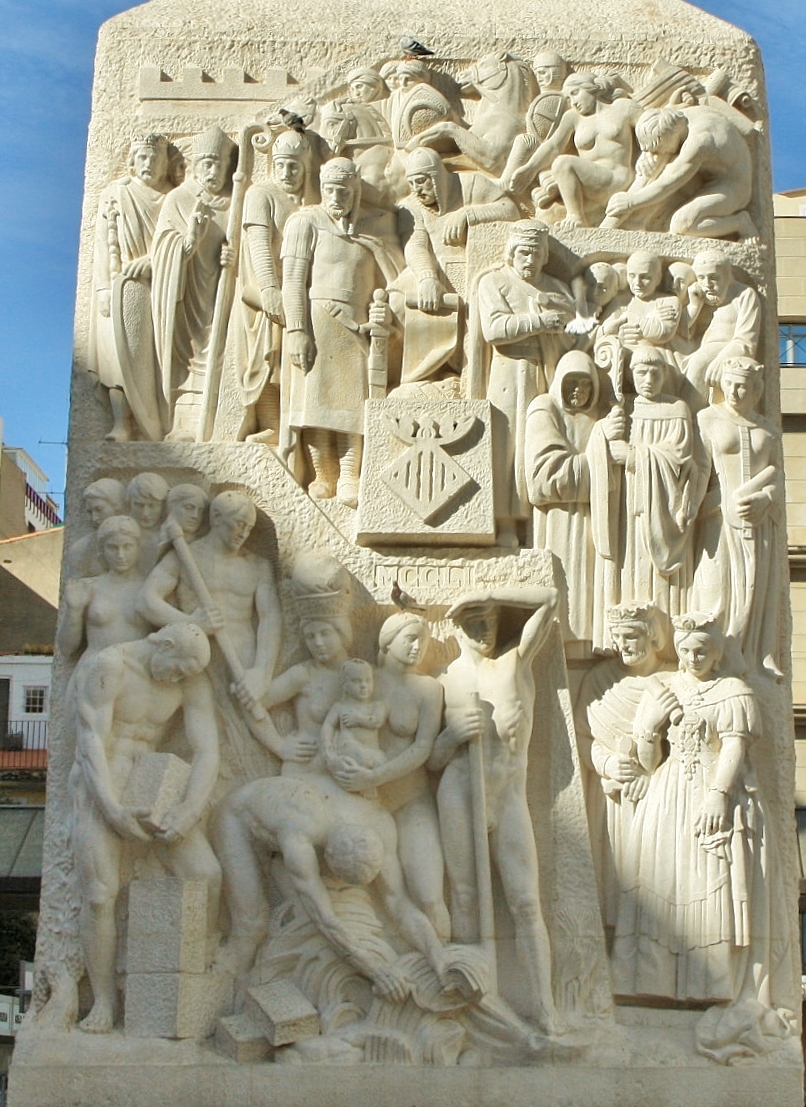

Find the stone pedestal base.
[{"left": 8, "top": 1024, "right": 802, "bottom": 1107}]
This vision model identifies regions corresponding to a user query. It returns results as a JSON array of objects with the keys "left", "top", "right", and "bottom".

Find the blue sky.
[{"left": 1, "top": 0, "right": 804, "bottom": 508}]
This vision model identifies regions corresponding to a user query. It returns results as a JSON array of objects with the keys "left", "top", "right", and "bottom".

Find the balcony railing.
[{"left": 0, "top": 721, "right": 48, "bottom": 770}]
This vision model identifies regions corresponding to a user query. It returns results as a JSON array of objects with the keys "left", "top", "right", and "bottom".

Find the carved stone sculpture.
[
  {"left": 58, "top": 515, "right": 150, "bottom": 662},
  {"left": 503, "top": 73, "right": 642, "bottom": 228},
  {"left": 574, "top": 604, "right": 672, "bottom": 937},
  {"left": 151, "top": 126, "right": 236, "bottom": 441},
  {"left": 19, "top": 0, "right": 801, "bottom": 1100},
  {"left": 69, "top": 624, "right": 220, "bottom": 1033},
  {"left": 65, "top": 478, "right": 126, "bottom": 580},
  {"left": 138, "top": 491, "right": 281, "bottom": 780},
  {"left": 603, "top": 105, "right": 758, "bottom": 240},
  {"left": 611, "top": 614, "right": 791, "bottom": 1052},
  {"left": 320, "top": 658, "right": 388, "bottom": 797},
  {"left": 429, "top": 586, "right": 562, "bottom": 1033},
  {"left": 474, "top": 220, "right": 575, "bottom": 546},
  {"left": 694, "top": 358, "right": 784, "bottom": 678},
  {"left": 683, "top": 249, "right": 761, "bottom": 407},
  {"left": 281, "top": 158, "right": 398, "bottom": 507},
  {"left": 526, "top": 350, "right": 608, "bottom": 656},
  {"left": 89, "top": 134, "right": 178, "bottom": 442},
  {"left": 235, "top": 130, "right": 313, "bottom": 445}
]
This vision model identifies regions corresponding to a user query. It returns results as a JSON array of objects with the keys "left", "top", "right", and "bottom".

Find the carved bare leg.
[
  {"left": 213, "top": 798, "right": 270, "bottom": 994},
  {"left": 493, "top": 800, "right": 564, "bottom": 1035},
  {"left": 437, "top": 762, "right": 479, "bottom": 943},
  {"left": 75, "top": 808, "right": 122, "bottom": 1033}
]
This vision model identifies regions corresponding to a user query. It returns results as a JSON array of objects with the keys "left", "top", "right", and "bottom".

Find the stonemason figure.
[
  {"left": 70, "top": 624, "right": 220, "bottom": 1033},
  {"left": 235, "top": 129, "right": 314, "bottom": 445},
  {"left": 281, "top": 157, "right": 398, "bottom": 507},
  {"left": 151, "top": 126, "right": 237, "bottom": 441},
  {"left": 90, "top": 134, "right": 178, "bottom": 442}
]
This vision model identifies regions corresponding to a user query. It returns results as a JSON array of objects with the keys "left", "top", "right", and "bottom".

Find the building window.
[
  {"left": 780, "top": 322, "right": 806, "bottom": 366},
  {"left": 23, "top": 687, "right": 46, "bottom": 715}
]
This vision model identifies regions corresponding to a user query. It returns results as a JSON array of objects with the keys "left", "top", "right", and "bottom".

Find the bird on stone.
[
  {"left": 399, "top": 36, "right": 434, "bottom": 59},
  {"left": 279, "top": 108, "right": 306, "bottom": 133},
  {"left": 391, "top": 581, "right": 426, "bottom": 613}
]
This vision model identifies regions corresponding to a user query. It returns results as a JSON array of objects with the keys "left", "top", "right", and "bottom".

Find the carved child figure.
[
  {"left": 320, "top": 658, "right": 388, "bottom": 798},
  {"left": 601, "top": 251, "right": 681, "bottom": 352}
]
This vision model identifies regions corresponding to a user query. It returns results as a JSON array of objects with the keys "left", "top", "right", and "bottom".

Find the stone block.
[
  {"left": 214, "top": 1014, "right": 271, "bottom": 1063},
  {"left": 243, "top": 981, "right": 320, "bottom": 1047},
  {"left": 127, "top": 879, "right": 207, "bottom": 975},
  {"left": 357, "top": 399, "right": 495, "bottom": 547},
  {"left": 121, "top": 752, "right": 191, "bottom": 831},
  {"left": 125, "top": 971, "right": 233, "bottom": 1040}
]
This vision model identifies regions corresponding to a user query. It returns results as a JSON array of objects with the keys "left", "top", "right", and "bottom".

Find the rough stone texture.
[
  {"left": 214, "top": 1013, "right": 271, "bottom": 1063},
  {"left": 120, "top": 752, "right": 191, "bottom": 830},
  {"left": 243, "top": 981, "right": 320, "bottom": 1046},
  {"left": 127, "top": 879, "right": 207, "bottom": 975},
  {"left": 125, "top": 970, "right": 233, "bottom": 1039},
  {"left": 358, "top": 399, "right": 495, "bottom": 546}
]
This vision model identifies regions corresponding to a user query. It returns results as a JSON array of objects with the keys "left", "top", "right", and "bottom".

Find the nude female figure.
[
  {"left": 330, "top": 612, "right": 450, "bottom": 942},
  {"left": 503, "top": 72, "right": 643, "bottom": 228},
  {"left": 58, "top": 515, "right": 151, "bottom": 662}
]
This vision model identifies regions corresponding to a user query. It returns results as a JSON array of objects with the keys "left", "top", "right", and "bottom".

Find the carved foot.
[
  {"left": 762, "top": 654, "right": 784, "bottom": 682},
  {"left": 336, "top": 478, "right": 359, "bottom": 509},
  {"left": 34, "top": 975, "right": 79, "bottom": 1030},
  {"left": 165, "top": 427, "right": 195, "bottom": 443},
  {"left": 308, "top": 478, "right": 336, "bottom": 500},
  {"left": 245, "top": 428, "right": 279, "bottom": 446},
  {"left": 104, "top": 426, "right": 132, "bottom": 442},
  {"left": 78, "top": 1000, "right": 115, "bottom": 1034}
]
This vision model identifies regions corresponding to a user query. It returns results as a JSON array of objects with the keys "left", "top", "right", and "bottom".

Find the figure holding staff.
[{"left": 429, "top": 585, "right": 562, "bottom": 1033}]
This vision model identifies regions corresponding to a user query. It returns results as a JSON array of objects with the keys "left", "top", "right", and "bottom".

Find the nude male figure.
[
  {"left": 138, "top": 490, "right": 280, "bottom": 709},
  {"left": 70, "top": 624, "right": 220, "bottom": 1032},
  {"left": 215, "top": 772, "right": 450, "bottom": 1001},
  {"left": 428, "top": 585, "right": 562, "bottom": 1033}
]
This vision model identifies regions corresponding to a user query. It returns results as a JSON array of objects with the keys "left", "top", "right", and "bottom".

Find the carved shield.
[
  {"left": 112, "top": 273, "right": 168, "bottom": 442},
  {"left": 526, "top": 92, "right": 568, "bottom": 142}
]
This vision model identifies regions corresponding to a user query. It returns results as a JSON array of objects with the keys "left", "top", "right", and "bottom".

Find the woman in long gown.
[{"left": 612, "top": 614, "right": 789, "bottom": 1015}]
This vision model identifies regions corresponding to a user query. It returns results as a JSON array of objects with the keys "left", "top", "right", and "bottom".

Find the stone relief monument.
[{"left": 8, "top": 0, "right": 802, "bottom": 1104}]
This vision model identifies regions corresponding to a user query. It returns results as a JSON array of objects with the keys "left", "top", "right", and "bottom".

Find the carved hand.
[
  {"left": 441, "top": 210, "right": 468, "bottom": 247},
  {"left": 604, "top": 192, "right": 631, "bottom": 222},
  {"left": 108, "top": 806, "right": 152, "bottom": 843},
  {"left": 537, "top": 310, "right": 565, "bottom": 332},
  {"left": 260, "top": 286, "right": 285, "bottom": 324},
  {"left": 608, "top": 440, "right": 630, "bottom": 465},
  {"left": 622, "top": 773, "right": 649, "bottom": 803},
  {"left": 287, "top": 330, "right": 316, "bottom": 371},
  {"left": 184, "top": 199, "right": 210, "bottom": 253},
  {"left": 619, "top": 323, "right": 642, "bottom": 345},
  {"left": 367, "top": 298, "right": 392, "bottom": 331},
  {"left": 445, "top": 707, "right": 485, "bottom": 749},
  {"left": 635, "top": 686, "right": 679, "bottom": 734},
  {"left": 416, "top": 276, "right": 444, "bottom": 314},
  {"left": 156, "top": 801, "right": 199, "bottom": 845},
  {"left": 231, "top": 668, "right": 264, "bottom": 711},
  {"left": 190, "top": 603, "right": 225, "bottom": 635},
  {"left": 332, "top": 760, "right": 377, "bottom": 791},
  {"left": 220, "top": 243, "right": 235, "bottom": 268},
  {"left": 687, "top": 282, "right": 706, "bottom": 313},
  {"left": 606, "top": 754, "right": 638, "bottom": 784},
  {"left": 601, "top": 405, "right": 626, "bottom": 442},
  {"left": 123, "top": 256, "right": 152, "bottom": 281},
  {"left": 506, "top": 166, "right": 530, "bottom": 194},
  {"left": 735, "top": 492, "right": 769, "bottom": 525},
  {"left": 372, "top": 961, "right": 412, "bottom": 1004},
  {"left": 281, "top": 733, "right": 318, "bottom": 763},
  {"left": 695, "top": 788, "right": 728, "bottom": 837}
]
